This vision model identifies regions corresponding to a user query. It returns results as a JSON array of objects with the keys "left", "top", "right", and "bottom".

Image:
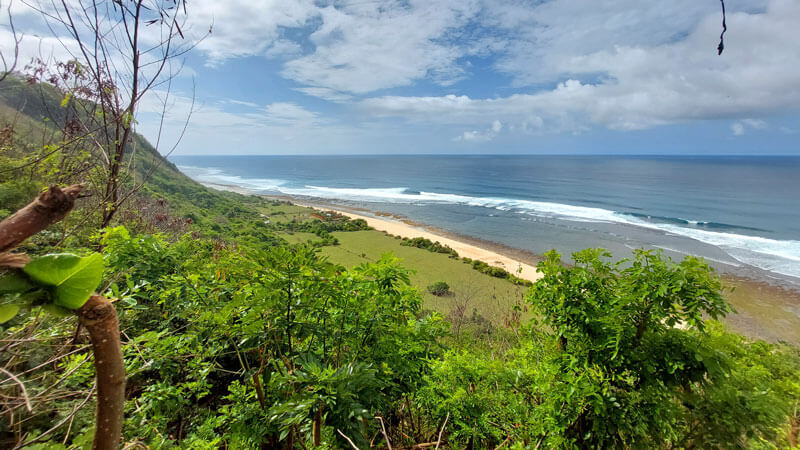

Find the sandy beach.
[
  {"left": 196, "top": 183, "right": 544, "bottom": 281},
  {"left": 295, "top": 202, "right": 544, "bottom": 283}
]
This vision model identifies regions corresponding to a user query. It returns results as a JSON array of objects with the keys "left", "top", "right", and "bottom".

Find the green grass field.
[{"left": 320, "top": 230, "right": 529, "bottom": 325}]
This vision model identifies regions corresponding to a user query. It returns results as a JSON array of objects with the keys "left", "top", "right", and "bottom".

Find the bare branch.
[
  {"left": 337, "top": 429, "right": 361, "bottom": 450},
  {"left": 376, "top": 416, "right": 392, "bottom": 450},
  {"left": 435, "top": 412, "right": 449, "bottom": 450},
  {"left": 0, "top": 368, "right": 32, "bottom": 412},
  {"left": 718, "top": 0, "right": 727, "bottom": 55},
  {"left": 0, "top": 0, "right": 23, "bottom": 82},
  {"left": 15, "top": 385, "right": 95, "bottom": 449}
]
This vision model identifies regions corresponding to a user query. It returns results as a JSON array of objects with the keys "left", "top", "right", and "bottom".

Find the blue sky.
[{"left": 5, "top": 0, "right": 800, "bottom": 155}]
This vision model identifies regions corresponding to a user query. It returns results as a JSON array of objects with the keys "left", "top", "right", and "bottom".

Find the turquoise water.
[{"left": 171, "top": 155, "right": 800, "bottom": 286}]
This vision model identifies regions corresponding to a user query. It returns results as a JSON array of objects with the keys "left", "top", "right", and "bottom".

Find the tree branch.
[
  {"left": 0, "top": 184, "right": 83, "bottom": 252},
  {"left": 718, "top": 0, "right": 727, "bottom": 55}
]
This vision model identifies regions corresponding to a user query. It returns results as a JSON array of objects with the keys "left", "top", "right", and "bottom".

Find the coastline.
[
  {"left": 202, "top": 182, "right": 800, "bottom": 345},
  {"left": 289, "top": 198, "right": 544, "bottom": 283}
]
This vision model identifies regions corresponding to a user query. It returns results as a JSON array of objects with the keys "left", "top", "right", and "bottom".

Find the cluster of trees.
[
  {"left": 400, "top": 237, "right": 459, "bottom": 258},
  {"left": 461, "top": 257, "right": 533, "bottom": 287},
  {"left": 398, "top": 237, "right": 532, "bottom": 286},
  {"left": 280, "top": 214, "right": 371, "bottom": 247}
]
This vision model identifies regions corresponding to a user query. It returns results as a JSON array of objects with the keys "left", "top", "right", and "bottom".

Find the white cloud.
[
  {"left": 732, "top": 118, "right": 768, "bottom": 135},
  {"left": 454, "top": 119, "right": 503, "bottom": 142},
  {"left": 484, "top": 0, "right": 762, "bottom": 85},
  {"left": 228, "top": 99, "right": 259, "bottom": 108},
  {"left": 263, "top": 102, "right": 318, "bottom": 125},
  {"left": 280, "top": 0, "right": 480, "bottom": 94},
  {"left": 361, "top": 0, "right": 800, "bottom": 132},
  {"left": 187, "top": 0, "right": 317, "bottom": 65},
  {"left": 264, "top": 39, "right": 303, "bottom": 59},
  {"left": 294, "top": 87, "right": 352, "bottom": 103},
  {"left": 741, "top": 119, "right": 767, "bottom": 130},
  {"left": 179, "top": 0, "right": 483, "bottom": 93}
]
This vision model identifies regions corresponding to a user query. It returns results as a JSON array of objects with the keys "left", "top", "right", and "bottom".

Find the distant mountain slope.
[
  {"left": 0, "top": 75, "right": 194, "bottom": 190},
  {"left": 0, "top": 75, "right": 266, "bottom": 236}
]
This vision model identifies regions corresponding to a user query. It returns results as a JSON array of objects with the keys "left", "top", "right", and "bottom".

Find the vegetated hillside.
[
  {"left": 1, "top": 75, "right": 799, "bottom": 449},
  {"left": 0, "top": 75, "right": 276, "bottom": 238}
]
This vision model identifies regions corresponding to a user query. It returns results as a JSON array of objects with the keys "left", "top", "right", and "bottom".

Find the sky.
[{"left": 3, "top": 0, "right": 800, "bottom": 155}]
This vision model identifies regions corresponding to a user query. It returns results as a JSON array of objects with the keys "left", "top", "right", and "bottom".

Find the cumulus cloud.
[
  {"left": 455, "top": 120, "right": 503, "bottom": 142},
  {"left": 280, "top": 0, "right": 480, "bottom": 93},
  {"left": 180, "top": 0, "right": 481, "bottom": 93},
  {"left": 187, "top": 0, "right": 318, "bottom": 65},
  {"left": 360, "top": 0, "right": 800, "bottom": 132}
]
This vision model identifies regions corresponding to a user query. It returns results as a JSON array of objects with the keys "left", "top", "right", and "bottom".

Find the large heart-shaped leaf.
[{"left": 23, "top": 253, "right": 104, "bottom": 309}]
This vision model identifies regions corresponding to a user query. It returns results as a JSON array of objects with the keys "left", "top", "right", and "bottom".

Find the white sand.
[{"left": 312, "top": 207, "right": 543, "bottom": 283}]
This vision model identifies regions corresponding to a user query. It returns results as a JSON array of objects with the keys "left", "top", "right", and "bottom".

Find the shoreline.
[
  {"left": 287, "top": 197, "right": 544, "bottom": 283},
  {"left": 203, "top": 182, "right": 800, "bottom": 345}
]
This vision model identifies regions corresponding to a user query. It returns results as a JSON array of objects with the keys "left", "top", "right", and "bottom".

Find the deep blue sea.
[{"left": 171, "top": 155, "right": 800, "bottom": 287}]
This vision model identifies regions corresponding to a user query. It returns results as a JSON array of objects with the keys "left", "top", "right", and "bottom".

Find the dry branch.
[{"left": 0, "top": 184, "right": 83, "bottom": 252}]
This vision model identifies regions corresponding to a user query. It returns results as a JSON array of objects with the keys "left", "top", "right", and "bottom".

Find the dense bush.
[
  {"left": 427, "top": 281, "right": 451, "bottom": 296},
  {"left": 99, "top": 230, "right": 449, "bottom": 447},
  {"left": 400, "top": 237, "right": 459, "bottom": 257},
  {"left": 419, "top": 249, "right": 800, "bottom": 449}
]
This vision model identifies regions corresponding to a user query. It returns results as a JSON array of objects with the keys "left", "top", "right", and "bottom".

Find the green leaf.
[
  {"left": 0, "top": 304, "right": 19, "bottom": 323},
  {"left": 24, "top": 253, "right": 104, "bottom": 309},
  {"left": 0, "top": 271, "right": 34, "bottom": 293}
]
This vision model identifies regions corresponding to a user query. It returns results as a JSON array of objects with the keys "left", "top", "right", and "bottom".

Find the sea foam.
[{"left": 271, "top": 185, "right": 800, "bottom": 280}]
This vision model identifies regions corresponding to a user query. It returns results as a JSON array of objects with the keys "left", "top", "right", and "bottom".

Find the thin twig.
[
  {"left": 337, "top": 429, "right": 360, "bottom": 450},
  {"left": 376, "top": 416, "right": 392, "bottom": 450},
  {"left": 718, "top": 0, "right": 727, "bottom": 55},
  {"left": 435, "top": 412, "right": 449, "bottom": 450},
  {"left": 15, "top": 385, "right": 95, "bottom": 449},
  {"left": 0, "top": 368, "right": 32, "bottom": 412}
]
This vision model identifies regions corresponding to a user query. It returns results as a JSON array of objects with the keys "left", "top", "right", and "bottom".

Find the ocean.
[{"left": 171, "top": 155, "right": 800, "bottom": 288}]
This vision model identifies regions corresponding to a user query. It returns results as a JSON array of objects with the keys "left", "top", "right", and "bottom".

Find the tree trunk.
[
  {"left": 313, "top": 408, "right": 322, "bottom": 446},
  {"left": 77, "top": 295, "right": 125, "bottom": 450}
]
